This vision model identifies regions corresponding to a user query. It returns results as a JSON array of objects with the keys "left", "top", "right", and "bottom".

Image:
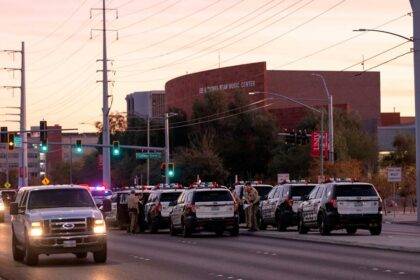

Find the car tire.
[
  {"left": 346, "top": 227, "right": 357, "bottom": 235},
  {"left": 150, "top": 218, "right": 159, "bottom": 234},
  {"left": 93, "top": 244, "right": 107, "bottom": 263},
  {"left": 182, "top": 223, "right": 192, "bottom": 238},
  {"left": 276, "top": 211, "right": 287, "bottom": 232},
  {"left": 230, "top": 224, "right": 239, "bottom": 237},
  {"left": 318, "top": 214, "right": 331, "bottom": 236},
  {"left": 257, "top": 213, "right": 267, "bottom": 230},
  {"left": 75, "top": 252, "right": 88, "bottom": 259},
  {"left": 170, "top": 221, "right": 177, "bottom": 236},
  {"left": 369, "top": 225, "right": 382, "bottom": 236},
  {"left": 297, "top": 215, "right": 309, "bottom": 234},
  {"left": 24, "top": 233, "right": 38, "bottom": 266},
  {"left": 215, "top": 227, "right": 224, "bottom": 237},
  {"left": 12, "top": 231, "right": 24, "bottom": 262}
]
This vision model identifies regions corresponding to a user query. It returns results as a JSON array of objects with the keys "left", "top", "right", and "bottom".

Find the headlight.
[
  {"left": 93, "top": 219, "right": 106, "bottom": 234},
  {"left": 29, "top": 222, "right": 43, "bottom": 237},
  {"left": 0, "top": 204, "right": 4, "bottom": 211}
]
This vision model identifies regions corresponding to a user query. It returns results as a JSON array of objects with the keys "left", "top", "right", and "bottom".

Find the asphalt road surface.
[{"left": 1, "top": 221, "right": 420, "bottom": 280}]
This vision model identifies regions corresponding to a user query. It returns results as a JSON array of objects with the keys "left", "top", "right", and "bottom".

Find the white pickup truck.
[{"left": 10, "top": 185, "right": 107, "bottom": 266}]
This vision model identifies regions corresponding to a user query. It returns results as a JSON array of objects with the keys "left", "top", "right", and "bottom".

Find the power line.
[
  {"left": 221, "top": 0, "right": 348, "bottom": 65},
  {"left": 275, "top": 13, "right": 410, "bottom": 69},
  {"left": 341, "top": 41, "right": 411, "bottom": 71},
  {"left": 30, "top": 0, "right": 92, "bottom": 49},
  {"left": 118, "top": 0, "right": 183, "bottom": 30},
  {"left": 353, "top": 51, "right": 413, "bottom": 77},
  {"left": 119, "top": 0, "right": 171, "bottom": 17}
]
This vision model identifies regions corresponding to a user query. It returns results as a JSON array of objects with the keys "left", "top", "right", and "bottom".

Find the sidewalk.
[
  {"left": 241, "top": 222, "right": 420, "bottom": 253},
  {"left": 383, "top": 211, "right": 419, "bottom": 226}
]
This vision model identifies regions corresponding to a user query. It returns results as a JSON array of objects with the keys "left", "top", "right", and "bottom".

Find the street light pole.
[
  {"left": 147, "top": 116, "right": 150, "bottom": 186},
  {"left": 312, "top": 73, "right": 334, "bottom": 163},
  {"left": 354, "top": 20, "right": 418, "bottom": 221},
  {"left": 164, "top": 113, "right": 170, "bottom": 185}
]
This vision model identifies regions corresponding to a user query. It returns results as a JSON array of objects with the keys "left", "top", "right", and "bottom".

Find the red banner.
[{"left": 310, "top": 132, "right": 329, "bottom": 159}]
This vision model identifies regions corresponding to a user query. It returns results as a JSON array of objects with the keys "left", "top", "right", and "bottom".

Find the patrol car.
[
  {"left": 114, "top": 188, "right": 151, "bottom": 230},
  {"left": 233, "top": 183, "right": 273, "bottom": 223},
  {"left": 298, "top": 181, "right": 383, "bottom": 235},
  {"left": 259, "top": 182, "right": 316, "bottom": 231},
  {"left": 10, "top": 185, "right": 107, "bottom": 265},
  {"left": 169, "top": 187, "right": 239, "bottom": 237}
]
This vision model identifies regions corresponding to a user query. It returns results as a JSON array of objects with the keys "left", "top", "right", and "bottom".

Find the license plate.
[
  {"left": 354, "top": 201, "right": 363, "bottom": 207},
  {"left": 63, "top": 240, "right": 77, "bottom": 248},
  {"left": 212, "top": 206, "right": 220, "bottom": 211}
]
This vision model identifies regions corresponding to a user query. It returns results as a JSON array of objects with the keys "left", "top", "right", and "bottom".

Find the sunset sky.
[{"left": 0, "top": 0, "right": 414, "bottom": 132}]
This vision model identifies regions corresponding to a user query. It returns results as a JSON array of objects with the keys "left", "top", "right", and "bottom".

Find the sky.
[{"left": 0, "top": 0, "right": 414, "bottom": 132}]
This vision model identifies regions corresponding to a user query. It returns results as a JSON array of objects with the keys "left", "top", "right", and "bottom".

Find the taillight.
[{"left": 328, "top": 199, "right": 337, "bottom": 209}]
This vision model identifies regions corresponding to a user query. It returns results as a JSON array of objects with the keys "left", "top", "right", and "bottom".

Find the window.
[
  {"left": 316, "top": 186, "right": 325, "bottom": 199},
  {"left": 177, "top": 192, "right": 186, "bottom": 204},
  {"left": 28, "top": 189, "right": 95, "bottom": 209},
  {"left": 309, "top": 187, "right": 319, "bottom": 200},
  {"left": 334, "top": 184, "right": 378, "bottom": 197},
  {"left": 160, "top": 192, "right": 182, "bottom": 202},
  {"left": 290, "top": 185, "right": 316, "bottom": 198},
  {"left": 267, "top": 187, "right": 277, "bottom": 199},
  {"left": 19, "top": 191, "right": 29, "bottom": 208},
  {"left": 254, "top": 185, "right": 273, "bottom": 198},
  {"left": 192, "top": 191, "right": 233, "bottom": 202}
]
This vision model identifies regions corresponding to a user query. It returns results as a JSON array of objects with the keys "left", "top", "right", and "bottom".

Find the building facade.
[
  {"left": 62, "top": 132, "right": 98, "bottom": 162},
  {"left": 126, "top": 91, "right": 165, "bottom": 119},
  {"left": 165, "top": 62, "right": 381, "bottom": 133}
]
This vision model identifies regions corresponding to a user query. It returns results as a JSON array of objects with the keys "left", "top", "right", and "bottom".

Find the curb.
[{"left": 240, "top": 230, "right": 420, "bottom": 254}]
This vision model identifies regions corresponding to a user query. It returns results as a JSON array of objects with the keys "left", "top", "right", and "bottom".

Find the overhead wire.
[
  {"left": 119, "top": 0, "right": 171, "bottom": 17},
  {"left": 353, "top": 51, "right": 413, "bottom": 77}
]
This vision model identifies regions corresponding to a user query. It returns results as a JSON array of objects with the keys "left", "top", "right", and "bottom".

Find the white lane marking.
[
  {"left": 228, "top": 277, "right": 233, "bottom": 279},
  {"left": 216, "top": 275, "right": 223, "bottom": 277},
  {"left": 263, "top": 252, "right": 269, "bottom": 255},
  {"left": 372, "top": 268, "right": 379, "bottom": 271},
  {"left": 398, "top": 272, "right": 406, "bottom": 275}
]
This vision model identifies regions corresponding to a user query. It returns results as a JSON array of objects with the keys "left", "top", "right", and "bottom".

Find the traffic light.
[
  {"left": 1, "top": 127, "right": 7, "bottom": 143},
  {"left": 40, "top": 120, "right": 48, "bottom": 153},
  {"left": 75, "top": 139, "right": 83, "bottom": 154},
  {"left": 112, "top": 141, "right": 120, "bottom": 156},
  {"left": 168, "top": 163, "right": 175, "bottom": 177},
  {"left": 8, "top": 133, "right": 15, "bottom": 150},
  {"left": 160, "top": 163, "right": 166, "bottom": 177}
]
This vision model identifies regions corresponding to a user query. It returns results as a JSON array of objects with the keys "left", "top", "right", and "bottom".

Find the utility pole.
[
  {"left": 147, "top": 116, "right": 150, "bottom": 185},
  {"left": 90, "top": 1, "right": 118, "bottom": 189},
  {"left": 410, "top": 0, "right": 420, "bottom": 222},
  {"left": 0, "top": 41, "right": 28, "bottom": 187},
  {"left": 165, "top": 113, "right": 170, "bottom": 185}
]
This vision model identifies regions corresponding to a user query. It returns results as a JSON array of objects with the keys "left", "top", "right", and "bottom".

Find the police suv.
[
  {"left": 259, "top": 182, "right": 316, "bottom": 231},
  {"left": 145, "top": 188, "right": 183, "bottom": 233},
  {"left": 298, "top": 181, "right": 382, "bottom": 235},
  {"left": 169, "top": 187, "right": 239, "bottom": 237},
  {"left": 10, "top": 185, "right": 107, "bottom": 265}
]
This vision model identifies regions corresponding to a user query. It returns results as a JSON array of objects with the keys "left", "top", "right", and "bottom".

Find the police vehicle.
[
  {"left": 259, "top": 182, "right": 316, "bottom": 230},
  {"left": 114, "top": 188, "right": 151, "bottom": 230},
  {"left": 145, "top": 188, "right": 183, "bottom": 233},
  {"left": 233, "top": 183, "right": 273, "bottom": 223},
  {"left": 298, "top": 181, "right": 383, "bottom": 235},
  {"left": 169, "top": 187, "right": 239, "bottom": 237}
]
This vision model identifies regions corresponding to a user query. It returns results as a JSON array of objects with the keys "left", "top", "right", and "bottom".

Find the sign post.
[{"left": 387, "top": 167, "right": 402, "bottom": 217}]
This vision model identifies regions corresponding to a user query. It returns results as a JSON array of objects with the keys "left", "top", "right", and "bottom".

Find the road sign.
[
  {"left": 14, "top": 135, "right": 22, "bottom": 148},
  {"left": 42, "top": 177, "right": 50, "bottom": 185},
  {"left": 136, "top": 152, "right": 161, "bottom": 160},
  {"left": 387, "top": 167, "right": 402, "bottom": 182},
  {"left": 4, "top": 182, "right": 11, "bottom": 189},
  {"left": 277, "top": 173, "right": 290, "bottom": 184}
]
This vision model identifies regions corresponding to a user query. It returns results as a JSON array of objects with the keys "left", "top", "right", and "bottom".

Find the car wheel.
[
  {"left": 346, "top": 227, "right": 357, "bottom": 235},
  {"left": 150, "top": 218, "right": 159, "bottom": 234},
  {"left": 297, "top": 214, "right": 309, "bottom": 234},
  {"left": 75, "top": 252, "right": 88, "bottom": 259},
  {"left": 230, "top": 224, "right": 239, "bottom": 237},
  {"left": 170, "top": 221, "right": 177, "bottom": 236},
  {"left": 24, "top": 233, "right": 38, "bottom": 266},
  {"left": 93, "top": 243, "right": 107, "bottom": 263},
  {"left": 318, "top": 214, "right": 331, "bottom": 236},
  {"left": 12, "top": 231, "right": 24, "bottom": 262},
  {"left": 276, "top": 211, "right": 287, "bottom": 232},
  {"left": 369, "top": 225, "right": 382, "bottom": 236},
  {"left": 182, "top": 223, "right": 192, "bottom": 238},
  {"left": 257, "top": 213, "right": 267, "bottom": 230},
  {"left": 215, "top": 227, "right": 224, "bottom": 237}
]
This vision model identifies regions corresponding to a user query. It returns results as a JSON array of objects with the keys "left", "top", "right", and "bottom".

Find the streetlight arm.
[
  {"left": 262, "top": 92, "right": 322, "bottom": 114},
  {"left": 354, "top": 28, "right": 413, "bottom": 42}
]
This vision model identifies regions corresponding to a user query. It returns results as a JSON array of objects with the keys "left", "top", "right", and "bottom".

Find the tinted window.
[
  {"left": 160, "top": 192, "right": 182, "bottom": 202},
  {"left": 254, "top": 186, "right": 272, "bottom": 198},
  {"left": 290, "top": 185, "right": 316, "bottom": 197},
  {"left": 193, "top": 191, "right": 233, "bottom": 202},
  {"left": 334, "top": 184, "right": 378, "bottom": 197},
  {"left": 28, "top": 189, "right": 95, "bottom": 209}
]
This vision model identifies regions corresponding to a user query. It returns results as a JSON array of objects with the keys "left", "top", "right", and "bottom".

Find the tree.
[
  {"left": 269, "top": 143, "right": 311, "bottom": 180},
  {"left": 95, "top": 112, "right": 127, "bottom": 134},
  {"left": 382, "top": 134, "right": 415, "bottom": 167}
]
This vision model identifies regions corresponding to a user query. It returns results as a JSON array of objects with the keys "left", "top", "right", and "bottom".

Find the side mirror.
[
  {"left": 10, "top": 202, "right": 18, "bottom": 215},
  {"left": 102, "top": 199, "right": 112, "bottom": 212},
  {"left": 169, "top": 201, "right": 177, "bottom": 207}
]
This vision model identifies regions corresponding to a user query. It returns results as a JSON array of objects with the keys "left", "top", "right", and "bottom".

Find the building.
[
  {"left": 165, "top": 62, "right": 381, "bottom": 133},
  {"left": 62, "top": 132, "right": 98, "bottom": 162},
  {"left": 126, "top": 91, "right": 165, "bottom": 119},
  {"left": 378, "top": 112, "right": 415, "bottom": 153}
]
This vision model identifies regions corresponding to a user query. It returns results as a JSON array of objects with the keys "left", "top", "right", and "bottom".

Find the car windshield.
[
  {"left": 254, "top": 186, "right": 272, "bottom": 198},
  {"left": 193, "top": 191, "right": 233, "bottom": 202},
  {"left": 91, "top": 190, "right": 105, "bottom": 197},
  {"left": 290, "top": 185, "right": 316, "bottom": 197},
  {"left": 160, "top": 192, "right": 182, "bottom": 202},
  {"left": 28, "top": 189, "right": 95, "bottom": 209},
  {"left": 334, "top": 184, "right": 377, "bottom": 197}
]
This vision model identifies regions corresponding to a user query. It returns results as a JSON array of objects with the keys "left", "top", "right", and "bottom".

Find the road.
[{"left": 1, "top": 221, "right": 420, "bottom": 280}]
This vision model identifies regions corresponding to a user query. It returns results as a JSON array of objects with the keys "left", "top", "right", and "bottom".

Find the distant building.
[
  {"left": 378, "top": 112, "right": 415, "bottom": 153},
  {"left": 126, "top": 91, "right": 165, "bottom": 119},
  {"left": 62, "top": 132, "right": 98, "bottom": 162}
]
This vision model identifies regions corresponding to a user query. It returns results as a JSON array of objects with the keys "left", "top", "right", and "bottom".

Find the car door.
[
  {"left": 303, "top": 186, "right": 319, "bottom": 223},
  {"left": 261, "top": 187, "right": 276, "bottom": 220},
  {"left": 269, "top": 187, "right": 282, "bottom": 221},
  {"left": 171, "top": 192, "right": 186, "bottom": 227},
  {"left": 16, "top": 190, "right": 29, "bottom": 242},
  {"left": 313, "top": 186, "right": 326, "bottom": 220}
]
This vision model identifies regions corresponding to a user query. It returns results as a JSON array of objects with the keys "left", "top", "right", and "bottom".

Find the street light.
[
  {"left": 354, "top": 23, "right": 419, "bottom": 222},
  {"left": 249, "top": 91, "right": 325, "bottom": 177},
  {"left": 311, "top": 73, "right": 334, "bottom": 163}
]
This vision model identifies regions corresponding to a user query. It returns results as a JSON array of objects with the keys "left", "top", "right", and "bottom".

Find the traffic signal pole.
[
  {"left": 20, "top": 42, "right": 28, "bottom": 187},
  {"left": 165, "top": 113, "right": 170, "bottom": 185}
]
